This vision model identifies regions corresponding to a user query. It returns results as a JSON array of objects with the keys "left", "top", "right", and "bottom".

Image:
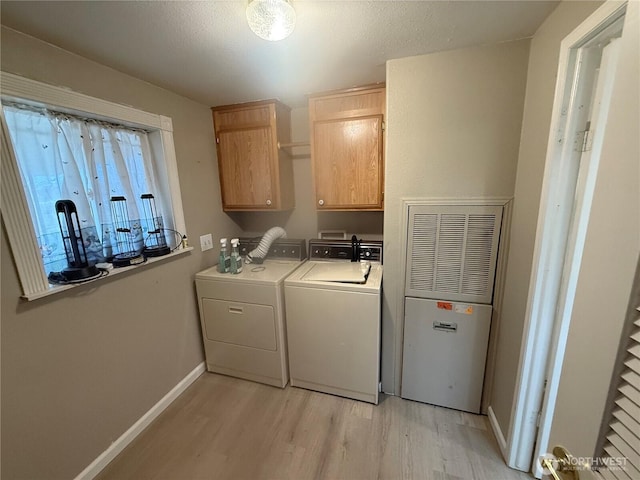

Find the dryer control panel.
[{"left": 238, "top": 238, "right": 307, "bottom": 260}]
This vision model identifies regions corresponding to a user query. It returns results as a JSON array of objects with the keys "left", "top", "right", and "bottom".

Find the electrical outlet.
[{"left": 200, "top": 233, "right": 213, "bottom": 251}]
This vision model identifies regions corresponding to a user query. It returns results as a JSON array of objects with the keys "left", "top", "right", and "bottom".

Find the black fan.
[
  {"left": 110, "top": 196, "right": 145, "bottom": 267},
  {"left": 141, "top": 193, "right": 170, "bottom": 257},
  {"left": 54, "top": 200, "right": 100, "bottom": 281}
]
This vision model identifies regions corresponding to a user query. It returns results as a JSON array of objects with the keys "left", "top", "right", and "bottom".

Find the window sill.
[{"left": 22, "top": 247, "right": 194, "bottom": 301}]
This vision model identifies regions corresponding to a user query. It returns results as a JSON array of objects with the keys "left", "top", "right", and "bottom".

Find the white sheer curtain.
[{"left": 3, "top": 103, "right": 158, "bottom": 275}]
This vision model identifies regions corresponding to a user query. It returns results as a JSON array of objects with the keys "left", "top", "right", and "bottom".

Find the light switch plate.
[{"left": 200, "top": 233, "right": 213, "bottom": 251}]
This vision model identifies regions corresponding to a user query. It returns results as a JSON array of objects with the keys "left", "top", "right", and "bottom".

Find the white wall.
[
  {"left": 0, "top": 26, "right": 241, "bottom": 479},
  {"left": 383, "top": 40, "right": 530, "bottom": 393}
]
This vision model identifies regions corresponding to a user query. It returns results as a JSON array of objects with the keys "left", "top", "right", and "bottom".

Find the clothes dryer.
[{"left": 195, "top": 238, "right": 306, "bottom": 387}]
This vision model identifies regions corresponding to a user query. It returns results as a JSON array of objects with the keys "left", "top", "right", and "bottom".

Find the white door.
[{"left": 536, "top": 1, "right": 639, "bottom": 479}]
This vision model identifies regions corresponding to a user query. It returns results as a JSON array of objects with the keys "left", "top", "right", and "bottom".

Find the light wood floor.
[{"left": 97, "top": 373, "right": 532, "bottom": 480}]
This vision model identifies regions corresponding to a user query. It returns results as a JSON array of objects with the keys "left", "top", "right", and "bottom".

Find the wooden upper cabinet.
[
  {"left": 212, "top": 100, "right": 294, "bottom": 211},
  {"left": 309, "top": 84, "right": 385, "bottom": 210}
]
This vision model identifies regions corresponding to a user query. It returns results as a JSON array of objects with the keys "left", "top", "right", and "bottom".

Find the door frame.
[{"left": 506, "top": 0, "right": 628, "bottom": 475}]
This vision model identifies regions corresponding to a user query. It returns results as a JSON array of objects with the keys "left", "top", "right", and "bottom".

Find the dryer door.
[{"left": 202, "top": 299, "right": 277, "bottom": 351}]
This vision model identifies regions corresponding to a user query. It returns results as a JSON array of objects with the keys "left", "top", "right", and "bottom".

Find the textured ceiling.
[{"left": 0, "top": 1, "right": 559, "bottom": 107}]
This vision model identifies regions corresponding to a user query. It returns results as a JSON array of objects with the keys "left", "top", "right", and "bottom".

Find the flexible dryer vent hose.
[{"left": 246, "top": 226, "right": 287, "bottom": 264}]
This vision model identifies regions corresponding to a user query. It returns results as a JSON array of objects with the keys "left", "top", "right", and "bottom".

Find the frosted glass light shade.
[{"left": 246, "top": 0, "right": 296, "bottom": 41}]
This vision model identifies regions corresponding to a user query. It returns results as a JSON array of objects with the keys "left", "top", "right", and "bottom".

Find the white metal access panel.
[{"left": 401, "top": 297, "right": 492, "bottom": 413}]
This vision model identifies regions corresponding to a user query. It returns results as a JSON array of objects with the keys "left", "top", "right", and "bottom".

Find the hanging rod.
[{"left": 278, "top": 141, "right": 310, "bottom": 149}]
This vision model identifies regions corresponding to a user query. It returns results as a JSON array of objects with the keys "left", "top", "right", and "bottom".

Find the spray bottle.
[
  {"left": 217, "top": 238, "right": 230, "bottom": 273},
  {"left": 230, "top": 238, "right": 243, "bottom": 274}
]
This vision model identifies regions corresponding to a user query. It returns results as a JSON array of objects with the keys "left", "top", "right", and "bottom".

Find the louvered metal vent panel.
[
  {"left": 597, "top": 314, "right": 640, "bottom": 480},
  {"left": 408, "top": 214, "right": 437, "bottom": 292},
  {"left": 462, "top": 214, "right": 499, "bottom": 297},
  {"left": 405, "top": 204, "right": 502, "bottom": 304},
  {"left": 435, "top": 214, "right": 466, "bottom": 293}
]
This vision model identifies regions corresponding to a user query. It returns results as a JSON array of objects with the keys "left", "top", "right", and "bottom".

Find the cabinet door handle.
[
  {"left": 228, "top": 306, "right": 244, "bottom": 314},
  {"left": 266, "top": 199, "right": 272, "bottom": 206},
  {"left": 318, "top": 199, "right": 324, "bottom": 206}
]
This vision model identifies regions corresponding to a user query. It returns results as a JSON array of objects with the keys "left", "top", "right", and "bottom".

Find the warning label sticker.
[
  {"left": 454, "top": 304, "right": 473, "bottom": 315},
  {"left": 437, "top": 302, "right": 453, "bottom": 310}
]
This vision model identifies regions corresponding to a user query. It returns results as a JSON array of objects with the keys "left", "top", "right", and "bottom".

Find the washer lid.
[
  {"left": 285, "top": 262, "right": 383, "bottom": 292},
  {"left": 301, "top": 262, "right": 371, "bottom": 284}
]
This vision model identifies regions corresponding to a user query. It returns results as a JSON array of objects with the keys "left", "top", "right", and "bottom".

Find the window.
[{"left": 0, "top": 72, "right": 188, "bottom": 300}]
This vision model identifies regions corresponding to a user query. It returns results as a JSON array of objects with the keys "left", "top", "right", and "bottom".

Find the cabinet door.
[
  {"left": 313, "top": 114, "right": 383, "bottom": 209},
  {"left": 217, "top": 127, "right": 275, "bottom": 209}
]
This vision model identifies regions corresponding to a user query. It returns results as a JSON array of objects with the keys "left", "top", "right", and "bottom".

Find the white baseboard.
[
  {"left": 488, "top": 405, "right": 509, "bottom": 461},
  {"left": 74, "top": 362, "right": 206, "bottom": 480}
]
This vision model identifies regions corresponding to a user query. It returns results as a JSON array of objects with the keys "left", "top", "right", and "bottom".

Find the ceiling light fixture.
[{"left": 246, "top": 0, "right": 296, "bottom": 42}]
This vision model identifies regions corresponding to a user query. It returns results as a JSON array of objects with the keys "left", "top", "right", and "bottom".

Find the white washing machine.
[
  {"left": 195, "top": 238, "right": 306, "bottom": 388},
  {"left": 284, "top": 239, "right": 383, "bottom": 404}
]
